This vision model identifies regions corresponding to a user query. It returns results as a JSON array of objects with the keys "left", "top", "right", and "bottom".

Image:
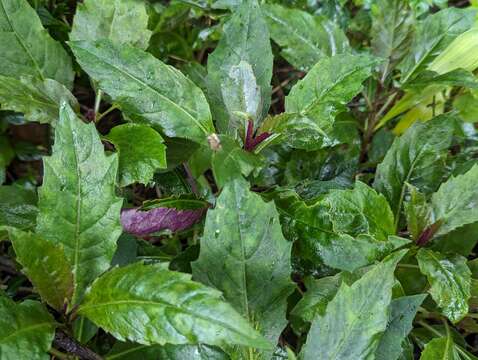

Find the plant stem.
[
  {"left": 96, "top": 105, "right": 118, "bottom": 122},
  {"left": 49, "top": 348, "right": 70, "bottom": 360},
  {"left": 53, "top": 330, "right": 103, "bottom": 360},
  {"left": 93, "top": 90, "right": 103, "bottom": 122}
]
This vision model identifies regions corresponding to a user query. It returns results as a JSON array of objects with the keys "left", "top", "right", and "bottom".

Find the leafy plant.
[{"left": 1, "top": 0, "right": 478, "bottom": 359}]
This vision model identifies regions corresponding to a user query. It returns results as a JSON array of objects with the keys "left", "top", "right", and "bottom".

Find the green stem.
[
  {"left": 96, "top": 104, "right": 118, "bottom": 122},
  {"left": 49, "top": 348, "right": 70, "bottom": 360},
  {"left": 93, "top": 90, "right": 103, "bottom": 122}
]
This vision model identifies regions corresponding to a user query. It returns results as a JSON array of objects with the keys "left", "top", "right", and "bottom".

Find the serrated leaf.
[
  {"left": 206, "top": 0, "right": 272, "bottom": 134},
  {"left": 300, "top": 250, "right": 407, "bottom": 360},
  {"left": 36, "top": 102, "right": 122, "bottom": 306},
  {"left": 0, "top": 297, "right": 55, "bottom": 360},
  {"left": 280, "top": 54, "right": 377, "bottom": 150},
  {"left": 69, "top": 39, "right": 214, "bottom": 143},
  {"left": 374, "top": 114, "right": 455, "bottom": 229},
  {"left": 430, "top": 164, "right": 478, "bottom": 237},
  {"left": 192, "top": 179, "right": 294, "bottom": 355},
  {"left": 106, "top": 342, "right": 228, "bottom": 360},
  {"left": 70, "top": 0, "right": 152, "bottom": 49},
  {"left": 375, "top": 294, "right": 427, "bottom": 360},
  {"left": 398, "top": 8, "right": 476, "bottom": 84},
  {"left": 78, "top": 262, "right": 270, "bottom": 349},
  {"left": 419, "top": 337, "right": 458, "bottom": 360},
  {"left": 417, "top": 249, "right": 471, "bottom": 323},
  {"left": 0, "top": 0, "right": 74, "bottom": 88},
  {"left": 262, "top": 3, "right": 350, "bottom": 71},
  {"left": 0, "top": 75, "right": 79, "bottom": 124},
  {"left": 10, "top": 229, "right": 73, "bottom": 310},
  {"left": 105, "top": 124, "right": 167, "bottom": 187}
]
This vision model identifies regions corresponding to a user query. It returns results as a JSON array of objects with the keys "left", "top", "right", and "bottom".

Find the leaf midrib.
[{"left": 0, "top": 322, "right": 52, "bottom": 344}]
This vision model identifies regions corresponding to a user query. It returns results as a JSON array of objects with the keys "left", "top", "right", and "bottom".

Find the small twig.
[
  {"left": 53, "top": 330, "right": 103, "bottom": 360},
  {"left": 183, "top": 164, "right": 199, "bottom": 196}
]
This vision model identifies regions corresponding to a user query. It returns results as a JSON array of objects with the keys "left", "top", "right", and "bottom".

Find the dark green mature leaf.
[
  {"left": 419, "top": 337, "right": 458, "bottom": 360},
  {"left": 106, "top": 342, "right": 228, "bottom": 360},
  {"left": 0, "top": 297, "right": 55, "bottom": 360},
  {"left": 417, "top": 249, "right": 471, "bottom": 323},
  {"left": 70, "top": 0, "right": 152, "bottom": 49},
  {"left": 10, "top": 229, "right": 73, "bottom": 310},
  {"left": 0, "top": 0, "right": 74, "bottom": 88},
  {"left": 192, "top": 179, "right": 294, "bottom": 353},
  {"left": 69, "top": 40, "right": 214, "bottom": 143},
  {"left": 403, "top": 69, "right": 478, "bottom": 91},
  {"left": 36, "top": 102, "right": 122, "bottom": 306},
  {"left": 207, "top": 0, "right": 272, "bottom": 134},
  {"left": 300, "top": 250, "right": 406, "bottom": 360},
  {"left": 375, "top": 294, "right": 427, "bottom": 360},
  {"left": 78, "top": 262, "right": 270, "bottom": 349},
  {"left": 373, "top": 114, "right": 455, "bottom": 228},
  {"left": 0, "top": 75, "right": 79, "bottom": 124},
  {"left": 371, "top": 0, "right": 414, "bottom": 81},
  {"left": 398, "top": 8, "right": 477, "bottom": 83},
  {"left": 276, "top": 54, "right": 377, "bottom": 150},
  {"left": 0, "top": 186, "right": 37, "bottom": 232},
  {"left": 430, "top": 164, "right": 478, "bottom": 237},
  {"left": 105, "top": 124, "right": 166, "bottom": 187},
  {"left": 262, "top": 3, "right": 350, "bottom": 71}
]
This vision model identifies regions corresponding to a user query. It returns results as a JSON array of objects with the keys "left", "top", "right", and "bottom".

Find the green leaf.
[
  {"left": 0, "top": 297, "right": 55, "bottom": 360},
  {"left": 78, "top": 262, "right": 270, "bottom": 349},
  {"left": 0, "top": 0, "right": 74, "bottom": 88},
  {"left": 0, "top": 75, "right": 79, "bottom": 124},
  {"left": 105, "top": 124, "right": 167, "bottom": 187},
  {"left": 281, "top": 54, "right": 377, "bottom": 150},
  {"left": 36, "top": 102, "right": 122, "bottom": 306},
  {"left": 430, "top": 164, "right": 478, "bottom": 237},
  {"left": 192, "top": 179, "right": 294, "bottom": 354},
  {"left": 262, "top": 3, "right": 350, "bottom": 71},
  {"left": 404, "top": 185, "right": 432, "bottom": 241},
  {"left": 403, "top": 69, "right": 478, "bottom": 91},
  {"left": 206, "top": 0, "right": 272, "bottom": 134},
  {"left": 70, "top": 0, "right": 152, "bottom": 49},
  {"left": 398, "top": 8, "right": 477, "bottom": 83},
  {"left": 419, "top": 337, "right": 458, "bottom": 360},
  {"left": 10, "top": 229, "right": 73, "bottom": 311},
  {"left": 375, "top": 294, "right": 427, "bottom": 360},
  {"left": 417, "top": 249, "right": 471, "bottom": 323},
  {"left": 0, "top": 185, "right": 37, "bottom": 231},
  {"left": 373, "top": 114, "right": 455, "bottom": 229},
  {"left": 106, "top": 342, "right": 228, "bottom": 360},
  {"left": 69, "top": 39, "right": 214, "bottom": 144},
  {"left": 300, "top": 250, "right": 407, "bottom": 360},
  {"left": 371, "top": 0, "right": 414, "bottom": 81}
]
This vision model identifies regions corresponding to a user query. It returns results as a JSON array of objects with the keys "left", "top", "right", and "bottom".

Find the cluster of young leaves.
[{"left": 0, "top": 0, "right": 478, "bottom": 359}]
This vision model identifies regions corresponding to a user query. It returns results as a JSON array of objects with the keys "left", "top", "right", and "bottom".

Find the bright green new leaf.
[
  {"left": 36, "top": 102, "right": 122, "bottom": 306},
  {"left": 417, "top": 249, "right": 471, "bottom": 323},
  {"left": 374, "top": 114, "right": 455, "bottom": 228},
  {"left": 207, "top": 0, "right": 272, "bottom": 133},
  {"left": 419, "top": 337, "right": 458, "bottom": 360},
  {"left": 300, "top": 250, "right": 407, "bottom": 360},
  {"left": 0, "top": 297, "right": 55, "bottom": 360},
  {"left": 0, "top": 75, "right": 79, "bottom": 124},
  {"left": 0, "top": 0, "right": 74, "bottom": 88},
  {"left": 431, "top": 164, "right": 478, "bottom": 237},
  {"left": 78, "top": 262, "right": 270, "bottom": 349},
  {"left": 375, "top": 294, "right": 427, "bottom": 360},
  {"left": 10, "top": 229, "right": 73, "bottom": 311},
  {"left": 70, "top": 0, "right": 152, "bottom": 49},
  {"left": 69, "top": 40, "right": 214, "bottom": 143},
  {"left": 192, "top": 179, "right": 294, "bottom": 354},
  {"left": 262, "top": 3, "right": 350, "bottom": 71},
  {"left": 105, "top": 124, "right": 167, "bottom": 187}
]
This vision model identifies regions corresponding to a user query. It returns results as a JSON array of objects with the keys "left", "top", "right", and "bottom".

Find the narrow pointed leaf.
[
  {"left": 69, "top": 40, "right": 214, "bottom": 143},
  {"left": 417, "top": 249, "right": 471, "bottom": 323},
  {"left": 36, "top": 103, "right": 123, "bottom": 306},
  {"left": 78, "top": 262, "right": 270, "bottom": 349},
  {"left": 192, "top": 179, "right": 294, "bottom": 353},
  {"left": 301, "top": 250, "right": 407, "bottom": 360},
  {"left": 70, "top": 0, "right": 152, "bottom": 49},
  {"left": 0, "top": 0, "right": 74, "bottom": 88}
]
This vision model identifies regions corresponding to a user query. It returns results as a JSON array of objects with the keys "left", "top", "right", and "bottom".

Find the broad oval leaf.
[
  {"left": 0, "top": 0, "right": 74, "bottom": 88},
  {"left": 0, "top": 297, "right": 55, "bottom": 360},
  {"left": 36, "top": 102, "right": 123, "bottom": 306},
  {"left": 78, "top": 262, "right": 270, "bottom": 349},
  {"left": 69, "top": 39, "right": 214, "bottom": 144},
  {"left": 70, "top": 0, "right": 152, "bottom": 49},
  {"left": 192, "top": 178, "right": 294, "bottom": 355},
  {"left": 417, "top": 249, "right": 471, "bottom": 323}
]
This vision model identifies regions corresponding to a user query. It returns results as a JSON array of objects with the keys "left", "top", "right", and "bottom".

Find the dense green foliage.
[{"left": 0, "top": 0, "right": 478, "bottom": 359}]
